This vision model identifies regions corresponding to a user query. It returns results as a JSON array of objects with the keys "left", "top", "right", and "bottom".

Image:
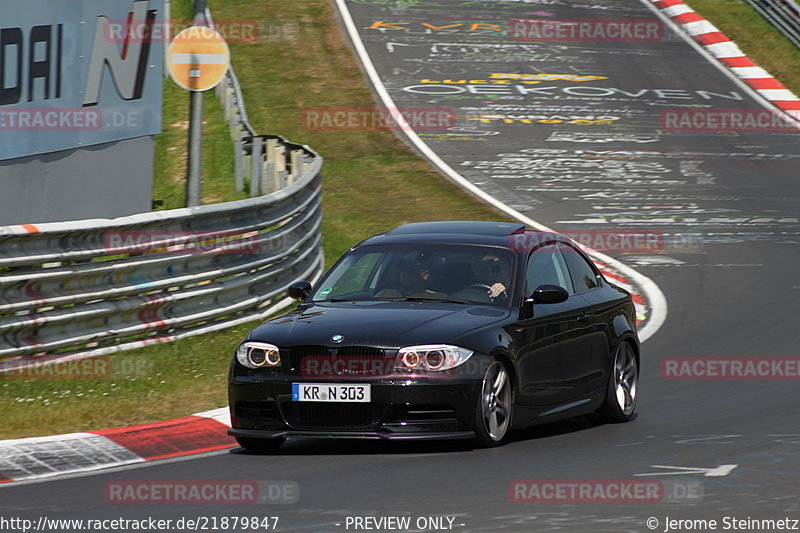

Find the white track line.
[{"left": 332, "top": 0, "right": 667, "bottom": 342}]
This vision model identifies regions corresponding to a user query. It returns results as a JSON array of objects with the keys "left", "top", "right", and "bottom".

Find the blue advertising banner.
[{"left": 0, "top": 0, "right": 164, "bottom": 160}]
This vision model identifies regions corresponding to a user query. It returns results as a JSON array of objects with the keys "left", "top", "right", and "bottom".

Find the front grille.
[
  {"left": 286, "top": 346, "right": 388, "bottom": 376},
  {"left": 285, "top": 346, "right": 332, "bottom": 369},
  {"left": 282, "top": 403, "right": 378, "bottom": 429},
  {"left": 335, "top": 347, "right": 384, "bottom": 357}
]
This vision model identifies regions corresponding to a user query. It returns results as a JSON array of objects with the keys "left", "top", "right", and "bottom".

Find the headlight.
[
  {"left": 395, "top": 344, "right": 473, "bottom": 372},
  {"left": 236, "top": 341, "right": 281, "bottom": 369}
]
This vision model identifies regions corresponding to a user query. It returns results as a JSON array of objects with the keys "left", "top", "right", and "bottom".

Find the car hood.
[{"left": 247, "top": 301, "right": 511, "bottom": 348}]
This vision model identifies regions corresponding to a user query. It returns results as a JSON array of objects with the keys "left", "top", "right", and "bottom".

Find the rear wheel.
[
  {"left": 235, "top": 436, "right": 285, "bottom": 453},
  {"left": 474, "top": 360, "right": 513, "bottom": 447},
  {"left": 596, "top": 342, "right": 638, "bottom": 423}
]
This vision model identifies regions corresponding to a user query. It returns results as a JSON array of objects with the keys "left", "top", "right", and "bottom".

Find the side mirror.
[
  {"left": 529, "top": 284, "right": 569, "bottom": 304},
  {"left": 287, "top": 280, "right": 312, "bottom": 301}
]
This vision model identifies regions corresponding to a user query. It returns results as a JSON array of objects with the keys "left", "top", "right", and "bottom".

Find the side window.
[
  {"left": 559, "top": 243, "right": 599, "bottom": 293},
  {"left": 526, "top": 244, "right": 573, "bottom": 295}
]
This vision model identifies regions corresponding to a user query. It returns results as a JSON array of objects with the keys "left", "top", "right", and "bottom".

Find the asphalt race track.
[{"left": 3, "top": 0, "right": 800, "bottom": 531}]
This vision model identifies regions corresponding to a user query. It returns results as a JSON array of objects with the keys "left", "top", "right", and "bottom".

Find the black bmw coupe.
[{"left": 228, "top": 221, "right": 640, "bottom": 450}]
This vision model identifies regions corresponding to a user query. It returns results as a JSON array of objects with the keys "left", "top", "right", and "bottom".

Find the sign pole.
[
  {"left": 185, "top": 0, "right": 207, "bottom": 208},
  {"left": 167, "top": 1, "right": 229, "bottom": 208},
  {"left": 186, "top": 90, "right": 204, "bottom": 207}
]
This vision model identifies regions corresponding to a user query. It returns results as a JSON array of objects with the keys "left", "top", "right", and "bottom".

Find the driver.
[
  {"left": 479, "top": 255, "right": 512, "bottom": 299},
  {"left": 375, "top": 259, "right": 447, "bottom": 299}
]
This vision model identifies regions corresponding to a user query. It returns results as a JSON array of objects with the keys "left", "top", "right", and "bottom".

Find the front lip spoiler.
[{"left": 228, "top": 428, "right": 474, "bottom": 441}]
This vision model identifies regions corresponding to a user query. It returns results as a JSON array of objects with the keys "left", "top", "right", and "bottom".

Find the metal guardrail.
[
  {"left": 0, "top": 159, "right": 323, "bottom": 363},
  {"left": 217, "top": 73, "right": 317, "bottom": 195},
  {"left": 0, "top": 6, "right": 324, "bottom": 366},
  {"left": 215, "top": 69, "right": 318, "bottom": 194},
  {"left": 215, "top": 71, "right": 317, "bottom": 195},
  {"left": 742, "top": 0, "right": 800, "bottom": 48}
]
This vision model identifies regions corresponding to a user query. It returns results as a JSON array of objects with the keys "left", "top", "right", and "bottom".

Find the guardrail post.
[
  {"left": 234, "top": 130, "right": 245, "bottom": 192},
  {"left": 275, "top": 145, "right": 287, "bottom": 189},
  {"left": 289, "top": 150, "right": 303, "bottom": 185},
  {"left": 244, "top": 139, "right": 252, "bottom": 192},
  {"left": 250, "top": 136, "right": 263, "bottom": 197},
  {"left": 221, "top": 81, "right": 230, "bottom": 120},
  {"left": 301, "top": 154, "right": 313, "bottom": 176},
  {"left": 227, "top": 88, "right": 237, "bottom": 126},
  {"left": 229, "top": 115, "right": 239, "bottom": 142},
  {"left": 259, "top": 155, "right": 269, "bottom": 195},
  {"left": 264, "top": 138, "right": 279, "bottom": 193}
]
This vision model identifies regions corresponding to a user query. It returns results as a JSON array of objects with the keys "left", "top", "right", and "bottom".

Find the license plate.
[{"left": 292, "top": 383, "right": 371, "bottom": 403}]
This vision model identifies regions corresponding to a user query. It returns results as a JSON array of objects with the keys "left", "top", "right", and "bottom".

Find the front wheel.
[
  {"left": 473, "top": 360, "right": 513, "bottom": 447},
  {"left": 235, "top": 436, "right": 285, "bottom": 453},
  {"left": 596, "top": 342, "right": 638, "bottom": 423}
]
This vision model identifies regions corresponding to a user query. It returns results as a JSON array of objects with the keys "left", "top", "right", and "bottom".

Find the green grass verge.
[
  {"left": 684, "top": 0, "right": 800, "bottom": 93},
  {"left": 0, "top": 0, "right": 510, "bottom": 439},
  {"left": 152, "top": 80, "right": 245, "bottom": 209}
]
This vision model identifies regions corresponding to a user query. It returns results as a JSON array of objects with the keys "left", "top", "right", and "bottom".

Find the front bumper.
[{"left": 228, "top": 375, "right": 480, "bottom": 440}]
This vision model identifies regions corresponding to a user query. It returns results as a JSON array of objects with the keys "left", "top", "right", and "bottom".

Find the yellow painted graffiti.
[
  {"left": 420, "top": 79, "right": 512, "bottom": 84},
  {"left": 490, "top": 73, "right": 608, "bottom": 82},
  {"left": 419, "top": 73, "right": 608, "bottom": 85},
  {"left": 471, "top": 117, "right": 616, "bottom": 125},
  {"left": 369, "top": 21, "right": 504, "bottom": 31}
]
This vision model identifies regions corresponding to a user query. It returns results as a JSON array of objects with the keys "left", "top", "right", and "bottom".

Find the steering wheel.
[
  {"left": 464, "top": 283, "right": 493, "bottom": 292},
  {"left": 462, "top": 283, "right": 508, "bottom": 302}
]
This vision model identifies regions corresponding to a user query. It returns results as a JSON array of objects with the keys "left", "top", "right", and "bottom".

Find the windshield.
[{"left": 311, "top": 243, "right": 515, "bottom": 306}]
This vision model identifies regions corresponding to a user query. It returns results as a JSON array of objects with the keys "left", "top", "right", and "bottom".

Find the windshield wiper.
[
  {"left": 393, "top": 297, "right": 471, "bottom": 304},
  {"left": 323, "top": 298, "right": 375, "bottom": 302},
  {"left": 320, "top": 297, "right": 471, "bottom": 304}
]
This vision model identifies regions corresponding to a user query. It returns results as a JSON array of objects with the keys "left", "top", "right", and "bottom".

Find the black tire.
[
  {"left": 596, "top": 342, "right": 638, "bottom": 423},
  {"left": 473, "top": 360, "right": 513, "bottom": 448},
  {"left": 235, "top": 436, "right": 285, "bottom": 452}
]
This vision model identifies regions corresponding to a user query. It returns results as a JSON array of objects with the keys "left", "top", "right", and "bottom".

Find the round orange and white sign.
[{"left": 167, "top": 26, "right": 230, "bottom": 91}]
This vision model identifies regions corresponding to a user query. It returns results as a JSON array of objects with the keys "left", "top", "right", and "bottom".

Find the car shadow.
[
  {"left": 229, "top": 438, "right": 475, "bottom": 456},
  {"left": 228, "top": 415, "right": 615, "bottom": 456},
  {"left": 508, "top": 415, "right": 606, "bottom": 444}
]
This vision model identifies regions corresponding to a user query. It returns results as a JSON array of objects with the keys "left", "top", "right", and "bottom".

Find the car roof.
[{"left": 357, "top": 221, "right": 552, "bottom": 248}]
